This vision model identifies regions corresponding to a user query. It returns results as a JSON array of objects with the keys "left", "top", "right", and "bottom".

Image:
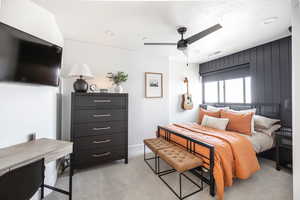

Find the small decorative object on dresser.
[
  {"left": 71, "top": 92, "right": 128, "bottom": 171},
  {"left": 89, "top": 84, "right": 98, "bottom": 92},
  {"left": 100, "top": 88, "right": 109, "bottom": 93},
  {"left": 68, "top": 64, "right": 94, "bottom": 93},
  {"left": 107, "top": 71, "right": 128, "bottom": 93},
  {"left": 145, "top": 72, "right": 163, "bottom": 98},
  {"left": 275, "top": 127, "right": 293, "bottom": 171}
]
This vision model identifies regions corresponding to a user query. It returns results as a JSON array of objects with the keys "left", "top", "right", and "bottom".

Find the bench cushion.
[
  {"left": 144, "top": 138, "right": 173, "bottom": 153},
  {"left": 157, "top": 146, "right": 203, "bottom": 173}
]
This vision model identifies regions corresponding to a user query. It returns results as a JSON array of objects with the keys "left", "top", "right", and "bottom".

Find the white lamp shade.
[
  {"left": 182, "top": 48, "right": 189, "bottom": 57},
  {"left": 68, "top": 64, "right": 94, "bottom": 79}
]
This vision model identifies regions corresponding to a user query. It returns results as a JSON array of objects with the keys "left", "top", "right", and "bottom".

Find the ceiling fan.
[{"left": 144, "top": 24, "right": 222, "bottom": 51}]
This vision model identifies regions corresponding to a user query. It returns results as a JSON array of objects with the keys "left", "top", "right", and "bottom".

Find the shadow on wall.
[
  {"left": 56, "top": 92, "right": 62, "bottom": 140},
  {"left": 176, "top": 94, "right": 186, "bottom": 113}
]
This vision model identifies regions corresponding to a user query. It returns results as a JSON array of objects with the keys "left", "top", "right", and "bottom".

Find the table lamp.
[{"left": 68, "top": 64, "right": 94, "bottom": 93}]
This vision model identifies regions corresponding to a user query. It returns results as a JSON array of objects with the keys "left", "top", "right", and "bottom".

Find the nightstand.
[{"left": 275, "top": 127, "right": 293, "bottom": 171}]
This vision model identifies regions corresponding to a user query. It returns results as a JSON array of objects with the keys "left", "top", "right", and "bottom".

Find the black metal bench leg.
[
  {"left": 179, "top": 173, "right": 182, "bottom": 199},
  {"left": 155, "top": 155, "right": 157, "bottom": 174},
  {"left": 158, "top": 156, "right": 160, "bottom": 174},
  {"left": 144, "top": 144, "right": 159, "bottom": 174}
]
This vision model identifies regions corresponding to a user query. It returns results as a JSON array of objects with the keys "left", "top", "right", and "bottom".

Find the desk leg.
[
  {"left": 43, "top": 156, "right": 73, "bottom": 200},
  {"left": 41, "top": 185, "right": 44, "bottom": 200},
  {"left": 69, "top": 159, "right": 73, "bottom": 200},
  {"left": 41, "top": 164, "right": 45, "bottom": 199}
]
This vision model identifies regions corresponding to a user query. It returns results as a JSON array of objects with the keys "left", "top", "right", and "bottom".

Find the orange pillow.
[
  {"left": 199, "top": 108, "right": 220, "bottom": 124},
  {"left": 220, "top": 110, "right": 254, "bottom": 135}
]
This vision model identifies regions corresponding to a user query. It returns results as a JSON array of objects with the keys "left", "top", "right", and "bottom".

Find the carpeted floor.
[{"left": 46, "top": 154, "right": 292, "bottom": 200}]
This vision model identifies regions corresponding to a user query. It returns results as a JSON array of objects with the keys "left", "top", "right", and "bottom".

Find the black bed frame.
[{"left": 157, "top": 103, "right": 280, "bottom": 197}]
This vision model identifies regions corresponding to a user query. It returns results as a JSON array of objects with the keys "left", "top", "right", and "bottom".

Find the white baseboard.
[{"left": 128, "top": 143, "right": 144, "bottom": 157}]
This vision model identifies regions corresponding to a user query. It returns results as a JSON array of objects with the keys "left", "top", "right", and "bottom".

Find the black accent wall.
[{"left": 199, "top": 36, "right": 292, "bottom": 126}]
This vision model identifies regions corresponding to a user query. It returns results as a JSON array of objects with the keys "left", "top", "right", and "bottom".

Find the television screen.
[{"left": 0, "top": 22, "right": 62, "bottom": 86}]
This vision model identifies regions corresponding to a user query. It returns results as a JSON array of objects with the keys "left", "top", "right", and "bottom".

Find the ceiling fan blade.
[
  {"left": 144, "top": 43, "right": 177, "bottom": 46},
  {"left": 186, "top": 24, "right": 222, "bottom": 44}
]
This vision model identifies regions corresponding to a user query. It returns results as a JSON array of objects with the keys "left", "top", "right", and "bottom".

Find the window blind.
[{"left": 200, "top": 63, "right": 250, "bottom": 82}]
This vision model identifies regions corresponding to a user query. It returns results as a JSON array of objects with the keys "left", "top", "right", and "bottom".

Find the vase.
[{"left": 114, "top": 85, "right": 123, "bottom": 93}]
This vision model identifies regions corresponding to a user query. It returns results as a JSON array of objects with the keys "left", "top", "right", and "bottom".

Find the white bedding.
[{"left": 240, "top": 131, "right": 275, "bottom": 153}]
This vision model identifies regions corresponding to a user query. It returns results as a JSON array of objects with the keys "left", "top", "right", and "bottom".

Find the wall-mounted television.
[{"left": 0, "top": 22, "right": 62, "bottom": 87}]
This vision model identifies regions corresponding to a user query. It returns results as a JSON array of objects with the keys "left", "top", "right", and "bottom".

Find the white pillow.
[
  {"left": 207, "top": 105, "right": 230, "bottom": 112},
  {"left": 254, "top": 115, "right": 280, "bottom": 129},
  {"left": 256, "top": 124, "right": 281, "bottom": 136},
  {"left": 201, "top": 115, "right": 229, "bottom": 130},
  {"left": 229, "top": 108, "right": 256, "bottom": 133}
]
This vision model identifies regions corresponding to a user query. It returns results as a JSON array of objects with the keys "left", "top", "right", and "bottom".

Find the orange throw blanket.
[{"left": 159, "top": 123, "right": 260, "bottom": 200}]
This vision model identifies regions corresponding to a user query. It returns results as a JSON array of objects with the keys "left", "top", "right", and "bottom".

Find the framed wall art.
[{"left": 145, "top": 72, "right": 163, "bottom": 98}]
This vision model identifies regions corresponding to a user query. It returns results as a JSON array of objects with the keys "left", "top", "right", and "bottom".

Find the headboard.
[{"left": 200, "top": 103, "right": 280, "bottom": 119}]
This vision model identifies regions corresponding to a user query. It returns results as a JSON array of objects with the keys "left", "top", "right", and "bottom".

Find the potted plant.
[{"left": 107, "top": 71, "right": 128, "bottom": 93}]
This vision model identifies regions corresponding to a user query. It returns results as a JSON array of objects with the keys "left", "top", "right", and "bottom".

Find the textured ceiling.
[{"left": 32, "top": 0, "right": 291, "bottom": 63}]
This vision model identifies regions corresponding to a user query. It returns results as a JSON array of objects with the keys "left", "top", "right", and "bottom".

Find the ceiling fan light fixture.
[
  {"left": 177, "top": 39, "right": 187, "bottom": 51},
  {"left": 182, "top": 49, "right": 189, "bottom": 57}
]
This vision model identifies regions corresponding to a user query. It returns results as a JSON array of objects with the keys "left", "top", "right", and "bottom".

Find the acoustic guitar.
[{"left": 182, "top": 77, "right": 194, "bottom": 110}]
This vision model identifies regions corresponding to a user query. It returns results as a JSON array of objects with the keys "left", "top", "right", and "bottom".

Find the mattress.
[{"left": 240, "top": 131, "right": 275, "bottom": 153}]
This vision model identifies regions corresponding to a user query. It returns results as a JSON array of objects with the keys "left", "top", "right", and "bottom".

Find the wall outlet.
[{"left": 28, "top": 133, "right": 37, "bottom": 141}]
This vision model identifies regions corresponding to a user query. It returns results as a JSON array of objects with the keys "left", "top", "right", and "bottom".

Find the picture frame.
[{"left": 145, "top": 72, "right": 163, "bottom": 98}]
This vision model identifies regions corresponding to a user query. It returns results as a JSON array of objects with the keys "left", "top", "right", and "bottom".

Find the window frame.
[{"left": 203, "top": 76, "right": 251, "bottom": 104}]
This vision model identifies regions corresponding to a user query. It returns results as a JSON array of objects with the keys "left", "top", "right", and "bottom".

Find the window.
[
  {"left": 245, "top": 77, "right": 251, "bottom": 103},
  {"left": 219, "top": 80, "right": 224, "bottom": 103},
  {"left": 204, "top": 81, "right": 218, "bottom": 103},
  {"left": 225, "top": 78, "right": 244, "bottom": 103},
  {"left": 204, "top": 76, "right": 251, "bottom": 104}
]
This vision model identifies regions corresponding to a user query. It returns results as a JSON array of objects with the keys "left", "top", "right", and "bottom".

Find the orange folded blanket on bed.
[{"left": 159, "top": 123, "right": 260, "bottom": 200}]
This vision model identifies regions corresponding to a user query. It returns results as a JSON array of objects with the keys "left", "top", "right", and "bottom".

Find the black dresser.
[{"left": 71, "top": 93, "right": 128, "bottom": 170}]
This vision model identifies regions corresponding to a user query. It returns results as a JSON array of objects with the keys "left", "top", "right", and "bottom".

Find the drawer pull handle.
[
  {"left": 93, "top": 139, "right": 111, "bottom": 144},
  {"left": 92, "top": 152, "right": 111, "bottom": 158},
  {"left": 92, "top": 127, "right": 111, "bottom": 131},
  {"left": 93, "top": 114, "right": 111, "bottom": 118},
  {"left": 93, "top": 100, "right": 111, "bottom": 103}
]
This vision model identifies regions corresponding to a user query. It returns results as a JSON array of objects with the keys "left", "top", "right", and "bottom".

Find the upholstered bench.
[
  {"left": 143, "top": 137, "right": 174, "bottom": 174},
  {"left": 157, "top": 146, "right": 203, "bottom": 200}
]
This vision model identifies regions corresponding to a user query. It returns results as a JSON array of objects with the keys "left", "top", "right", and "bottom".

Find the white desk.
[{"left": 0, "top": 138, "right": 73, "bottom": 199}]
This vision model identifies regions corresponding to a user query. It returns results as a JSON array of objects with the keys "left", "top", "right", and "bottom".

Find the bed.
[
  {"left": 202, "top": 103, "right": 280, "bottom": 155},
  {"left": 241, "top": 130, "right": 274, "bottom": 153},
  {"left": 157, "top": 103, "right": 280, "bottom": 200}
]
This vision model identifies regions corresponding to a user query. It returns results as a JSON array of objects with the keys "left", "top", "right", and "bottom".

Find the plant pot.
[{"left": 114, "top": 85, "right": 123, "bottom": 93}]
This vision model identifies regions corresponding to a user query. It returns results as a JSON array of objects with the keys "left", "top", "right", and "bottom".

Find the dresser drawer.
[
  {"left": 75, "top": 96, "right": 125, "bottom": 108},
  {"left": 74, "top": 147, "right": 125, "bottom": 165},
  {"left": 74, "top": 109, "right": 126, "bottom": 123},
  {"left": 73, "top": 121, "right": 126, "bottom": 137},
  {"left": 74, "top": 134, "right": 125, "bottom": 150}
]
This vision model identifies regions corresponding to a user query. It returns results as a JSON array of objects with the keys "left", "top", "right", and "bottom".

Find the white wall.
[
  {"left": 0, "top": 0, "right": 63, "bottom": 198},
  {"left": 61, "top": 39, "right": 170, "bottom": 151},
  {"left": 0, "top": 0, "right": 63, "bottom": 46},
  {"left": 169, "top": 60, "right": 202, "bottom": 123},
  {"left": 292, "top": 0, "right": 300, "bottom": 199}
]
